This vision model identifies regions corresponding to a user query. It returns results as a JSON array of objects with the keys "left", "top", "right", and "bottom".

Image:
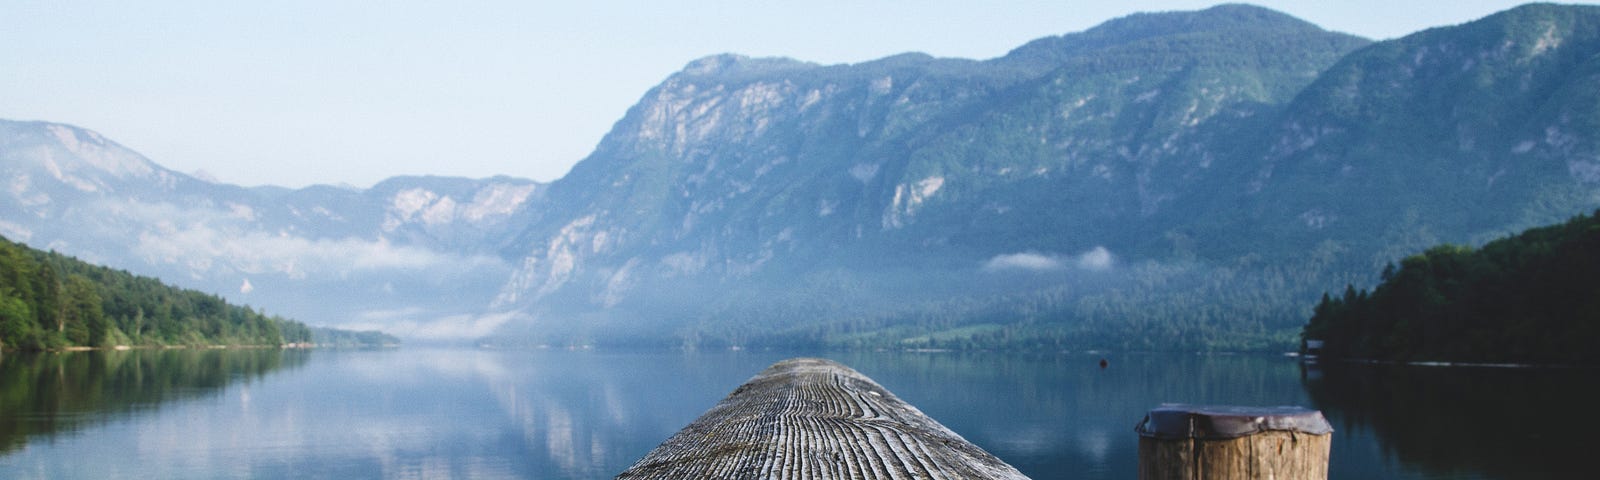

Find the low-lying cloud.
[
  {"left": 1077, "top": 246, "right": 1114, "bottom": 271},
  {"left": 137, "top": 226, "right": 482, "bottom": 277},
  {"left": 345, "top": 309, "right": 526, "bottom": 341},
  {"left": 115, "top": 200, "right": 504, "bottom": 279},
  {"left": 983, "top": 246, "right": 1115, "bottom": 273},
  {"left": 982, "top": 252, "right": 1063, "bottom": 272}
]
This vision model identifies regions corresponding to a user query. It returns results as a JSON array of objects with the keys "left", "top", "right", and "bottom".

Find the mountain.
[
  {"left": 1226, "top": 3, "right": 1600, "bottom": 264},
  {"left": 490, "top": 5, "right": 1376, "bottom": 343},
  {"left": 0, "top": 119, "right": 544, "bottom": 339},
  {"left": 5, "top": 4, "right": 1600, "bottom": 350}
]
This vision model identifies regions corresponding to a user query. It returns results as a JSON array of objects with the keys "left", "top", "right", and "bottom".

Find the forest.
[
  {"left": 1301, "top": 210, "right": 1600, "bottom": 364},
  {"left": 0, "top": 235, "right": 315, "bottom": 350}
]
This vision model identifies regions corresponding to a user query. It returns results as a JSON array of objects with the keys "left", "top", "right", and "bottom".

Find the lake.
[{"left": 0, "top": 348, "right": 1594, "bottom": 479}]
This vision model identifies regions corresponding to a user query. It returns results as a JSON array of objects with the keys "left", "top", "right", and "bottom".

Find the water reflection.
[
  {"left": 0, "top": 348, "right": 804, "bottom": 479},
  {"left": 0, "top": 348, "right": 308, "bottom": 456},
  {"left": 1, "top": 349, "right": 1586, "bottom": 479},
  {"left": 827, "top": 352, "right": 1315, "bottom": 478},
  {"left": 1304, "top": 362, "right": 1600, "bottom": 480}
]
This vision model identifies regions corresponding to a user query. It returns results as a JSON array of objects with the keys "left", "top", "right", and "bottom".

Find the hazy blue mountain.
[
  {"left": 5, "top": 4, "right": 1599, "bottom": 350},
  {"left": 0, "top": 119, "right": 543, "bottom": 339}
]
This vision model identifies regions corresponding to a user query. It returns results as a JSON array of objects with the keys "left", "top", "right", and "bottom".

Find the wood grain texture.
[
  {"left": 1138, "top": 431, "right": 1330, "bottom": 480},
  {"left": 616, "top": 358, "right": 1029, "bottom": 480}
]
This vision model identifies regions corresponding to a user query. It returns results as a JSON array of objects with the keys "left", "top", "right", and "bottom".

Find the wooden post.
[
  {"left": 1136, "top": 404, "right": 1332, "bottom": 480},
  {"left": 617, "top": 357, "right": 1028, "bottom": 480}
]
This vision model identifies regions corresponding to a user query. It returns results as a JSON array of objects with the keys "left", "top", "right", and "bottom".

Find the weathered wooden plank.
[{"left": 616, "top": 357, "right": 1029, "bottom": 480}]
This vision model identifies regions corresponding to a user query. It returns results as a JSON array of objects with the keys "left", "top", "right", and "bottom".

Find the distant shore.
[
  {"left": 1306, "top": 356, "right": 1595, "bottom": 369},
  {"left": 8, "top": 342, "right": 395, "bottom": 354}
]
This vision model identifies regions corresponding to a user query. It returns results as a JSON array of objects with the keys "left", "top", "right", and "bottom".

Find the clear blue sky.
[{"left": 4, "top": 1, "right": 1591, "bottom": 188}]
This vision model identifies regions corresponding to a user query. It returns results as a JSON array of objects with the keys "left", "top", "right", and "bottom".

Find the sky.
[{"left": 5, "top": 1, "right": 1595, "bottom": 189}]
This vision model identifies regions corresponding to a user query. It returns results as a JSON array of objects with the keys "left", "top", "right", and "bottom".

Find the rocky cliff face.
[
  {"left": 489, "top": 4, "right": 1600, "bottom": 346},
  {"left": 489, "top": 5, "right": 1375, "bottom": 333}
]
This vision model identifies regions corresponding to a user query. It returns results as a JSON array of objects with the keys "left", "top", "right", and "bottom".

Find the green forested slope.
[
  {"left": 0, "top": 235, "right": 313, "bottom": 350},
  {"left": 1302, "top": 210, "right": 1600, "bottom": 364}
]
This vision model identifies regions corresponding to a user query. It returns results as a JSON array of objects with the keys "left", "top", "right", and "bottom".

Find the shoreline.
[
  {"left": 8, "top": 342, "right": 334, "bottom": 354},
  {"left": 1307, "top": 356, "right": 1597, "bottom": 369}
]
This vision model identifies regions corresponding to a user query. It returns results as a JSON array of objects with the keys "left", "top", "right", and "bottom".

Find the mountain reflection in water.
[{"left": 1, "top": 349, "right": 1592, "bottom": 479}]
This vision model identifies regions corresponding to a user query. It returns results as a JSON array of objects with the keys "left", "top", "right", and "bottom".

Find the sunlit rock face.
[{"left": 488, "top": 5, "right": 1378, "bottom": 339}]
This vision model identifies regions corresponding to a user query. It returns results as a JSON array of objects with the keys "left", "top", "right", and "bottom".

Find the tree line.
[
  {"left": 1302, "top": 210, "right": 1600, "bottom": 364},
  {"left": 0, "top": 235, "right": 313, "bottom": 350}
]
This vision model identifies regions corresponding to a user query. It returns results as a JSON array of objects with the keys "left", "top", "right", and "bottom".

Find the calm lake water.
[{"left": 0, "top": 348, "right": 1594, "bottom": 479}]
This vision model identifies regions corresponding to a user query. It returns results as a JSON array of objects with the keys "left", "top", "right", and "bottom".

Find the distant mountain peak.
[
  {"left": 1002, "top": 3, "right": 1366, "bottom": 67},
  {"left": 190, "top": 169, "right": 220, "bottom": 183},
  {"left": 678, "top": 54, "right": 816, "bottom": 78},
  {"left": 1466, "top": 1, "right": 1600, "bottom": 47},
  {"left": 1495, "top": 2, "right": 1600, "bottom": 18},
  {"left": 0, "top": 119, "right": 171, "bottom": 192},
  {"left": 1097, "top": 3, "right": 1326, "bottom": 33}
]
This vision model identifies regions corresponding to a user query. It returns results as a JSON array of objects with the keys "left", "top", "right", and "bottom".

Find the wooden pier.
[{"left": 616, "top": 357, "right": 1029, "bottom": 480}]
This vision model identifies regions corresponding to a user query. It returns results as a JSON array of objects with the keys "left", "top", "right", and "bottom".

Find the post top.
[{"left": 1135, "top": 404, "right": 1333, "bottom": 440}]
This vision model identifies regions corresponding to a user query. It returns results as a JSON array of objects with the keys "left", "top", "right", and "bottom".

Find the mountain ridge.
[
  {"left": 0, "top": 119, "right": 544, "bottom": 340},
  {"left": 5, "top": 3, "right": 1600, "bottom": 349}
]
